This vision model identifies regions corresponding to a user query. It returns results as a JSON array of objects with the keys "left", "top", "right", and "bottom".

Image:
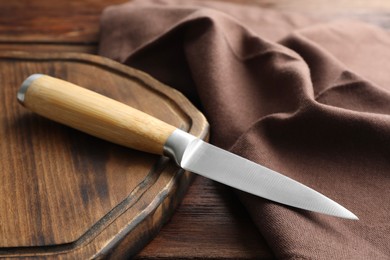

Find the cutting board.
[{"left": 0, "top": 51, "right": 208, "bottom": 259}]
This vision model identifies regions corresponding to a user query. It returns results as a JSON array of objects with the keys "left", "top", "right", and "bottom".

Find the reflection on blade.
[{"left": 181, "top": 139, "right": 358, "bottom": 220}]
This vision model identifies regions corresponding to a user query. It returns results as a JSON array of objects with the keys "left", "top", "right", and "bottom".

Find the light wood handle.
[{"left": 17, "top": 74, "right": 176, "bottom": 155}]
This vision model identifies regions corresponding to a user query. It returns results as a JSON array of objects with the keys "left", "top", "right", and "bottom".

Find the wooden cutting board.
[{"left": 0, "top": 51, "right": 208, "bottom": 259}]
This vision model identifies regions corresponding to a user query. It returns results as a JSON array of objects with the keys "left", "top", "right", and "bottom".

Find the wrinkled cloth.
[{"left": 99, "top": 1, "right": 390, "bottom": 259}]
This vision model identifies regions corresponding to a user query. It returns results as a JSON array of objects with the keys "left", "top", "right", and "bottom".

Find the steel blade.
[{"left": 164, "top": 130, "right": 358, "bottom": 220}]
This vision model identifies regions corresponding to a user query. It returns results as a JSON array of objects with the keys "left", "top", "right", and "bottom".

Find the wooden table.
[{"left": 1, "top": 1, "right": 389, "bottom": 259}]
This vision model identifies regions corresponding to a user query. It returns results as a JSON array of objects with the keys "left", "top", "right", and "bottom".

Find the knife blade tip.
[{"left": 343, "top": 211, "right": 359, "bottom": 220}]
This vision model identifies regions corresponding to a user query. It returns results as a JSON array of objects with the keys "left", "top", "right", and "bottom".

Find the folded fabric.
[{"left": 99, "top": 1, "right": 390, "bottom": 259}]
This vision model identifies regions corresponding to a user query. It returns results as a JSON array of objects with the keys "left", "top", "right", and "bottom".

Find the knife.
[{"left": 17, "top": 74, "right": 358, "bottom": 220}]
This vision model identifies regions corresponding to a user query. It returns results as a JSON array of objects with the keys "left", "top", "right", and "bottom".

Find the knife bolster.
[{"left": 163, "top": 129, "right": 196, "bottom": 165}]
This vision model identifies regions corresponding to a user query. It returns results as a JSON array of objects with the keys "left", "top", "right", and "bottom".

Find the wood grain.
[
  {"left": 0, "top": 0, "right": 127, "bottom": 43},
  {"left": 136, "top": 176, "right": 274, "bottom": 259},
  {"left": 0, "top": 51, "right": 208, "bottom": 258}
]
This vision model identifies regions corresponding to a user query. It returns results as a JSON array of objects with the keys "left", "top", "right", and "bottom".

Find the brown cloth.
[{"left": 99, "top": 1, "right": 390, "bottom": 259}]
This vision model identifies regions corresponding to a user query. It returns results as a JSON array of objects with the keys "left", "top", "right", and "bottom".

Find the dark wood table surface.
[{"left": 1, "top": 0, "right": 389, "bottom": 259}]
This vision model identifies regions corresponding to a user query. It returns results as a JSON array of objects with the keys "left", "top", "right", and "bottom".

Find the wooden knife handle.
[{"left": 17, "top": 74, "right": 176, "bottom": 155}]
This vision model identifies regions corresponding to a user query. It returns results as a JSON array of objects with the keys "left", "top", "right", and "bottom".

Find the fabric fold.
[{"left": 99, "top": 1, "right": 390, "bottom": 259}]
